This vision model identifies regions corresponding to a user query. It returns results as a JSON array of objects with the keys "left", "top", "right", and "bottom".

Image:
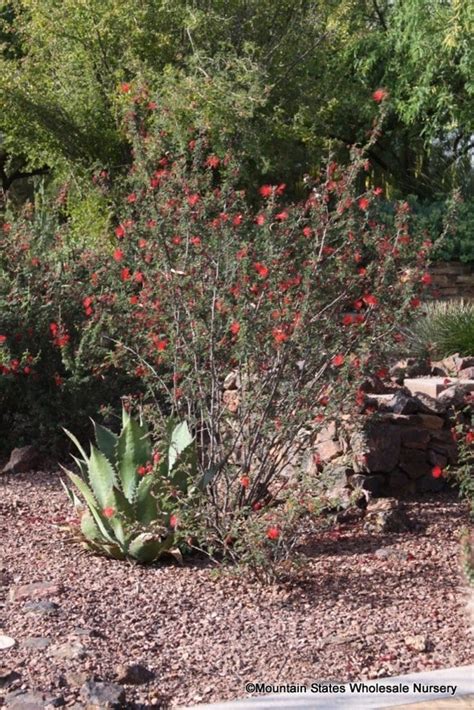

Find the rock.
[
  {"left": 438, "top": 384, "right": 473, "bottom": 408},
  {"left": 416, "top": 474, "right": 445, "bottom": 493},
  {"left": 23, "top": 600, "right": 59, "bottom": 616},
  {"left": 2, "top": 446, "right": 40, "bottom": 474},
  {"left": 386, "top": 391, "right": 422, "bottom": 415},
  {"left": 114, "top": 663, "right": 155, "bottom": 685},
  {"left": 4, "top": 690, "right": 57, "bottom": 709},
  {"left": 363, "top": 498, "right": 411, "bottom": 533},
  {"left": 427, "top": 449, "right": 448, "bottom": 469},
  {"left": 454, "top": 355, "right": 474, "bottom": 372},
  {"left": 0, "top": 667, "right": 21, "bottom": 688},
  {"left": 9, "top": 581, "right": 63, "bottom": 602},
  {"left": 400, "top": 428, "right": 430, "bottom": 450},
  {"left": 314, "top": 438, "right": 342, "bottom": 463},
  {"left": 388, "top": 469, "right": 415, "bottom": 495},
  {"left": 50, "top": 641, "right": 86, "bottom": 660},
  {"left": 410, "top": 392, "right": 447, "bottom": 415},
  {"left": 65, "top": 670, "right": 89, "bottom": 687},
  {"left": 80, "top": 680, "right": 126, "bottom": 709},
  {"left": 351, "top": 421, "right": 401, "bottom": 473},
  {"left": 404, "top": 634, "right": 428, "bottom": 652},
  {"left": 374, "top": 547, "right": 410, "bottom": 561},
  {"left": 359, "top": 377, "right": 393, "bottom": 394},
  {"left": 458, "top": 366, "right": 474, "bottom": 379},
  {"left": 389, "top": 358, "right": 431, "bottom": 382},
  {"left": 399, "top": 449, "right": 433, "bottom": 480},
  {"left": 349, "top": 474, "right": 385, "bottom": 497},
  {"left": 413, "top": 413, "right": 444, "bottom": 430},
  {"left": 21, "top": 637, "right": 51, "bottom": 650},
  {"left": 0, "top": 635, "right": 16, "bottom": 651}
]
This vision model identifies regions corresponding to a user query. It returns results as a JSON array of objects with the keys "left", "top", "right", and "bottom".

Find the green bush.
[{"left": 406, "top": 300, "right": 474, "bottom": 359}]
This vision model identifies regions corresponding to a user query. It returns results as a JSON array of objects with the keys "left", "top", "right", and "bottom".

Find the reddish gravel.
[{"left": 0, "top": 470, "right": 472, "bottom": 709}]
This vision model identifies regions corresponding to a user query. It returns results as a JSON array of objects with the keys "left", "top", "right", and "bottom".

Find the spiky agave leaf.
[
  {"left": 117, "top": 417, "right": 151, "bottom": 502},
  {"left": 128, "top": 532, "right": 174, "bottom": 563},
  {"left": 87, "top": 445, "right": 118, "bottom": 510},
  {"left": 92, "top": 419, "right": 118, "bottom": 467},
  {"left": 65, "top": 471, "right": 117, "bottom": 546}
]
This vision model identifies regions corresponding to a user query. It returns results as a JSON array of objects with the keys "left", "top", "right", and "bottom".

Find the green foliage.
[
  {"left": 62, "top": 409, "right": 196, "bottom": 562},
  {"left": 406, "top": 300, "right": 474, "bottom": 359},
  {"left": 1, "top": 0, "right": 472, "bottom": 201}
]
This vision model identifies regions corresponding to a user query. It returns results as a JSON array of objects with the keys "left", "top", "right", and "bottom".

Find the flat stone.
[
  {"left": 404, "top": 634, "right": 429, "bottom": 652},
  {"left": 438, "top": 383, "right": 474, "bottom": 408},
  {"left": 80, "top": 680, "right": 126, "bottom": 708},
  {"left": 22, "top": 637, "right": 52, "bottom": 650},
  {"left": 399, "top": 449, "right": 432, "bottom": 479},
  {"left": 0, "top": 635, "right": 16, "bottom": 650},
  {"left": 114, "top": 663, "right": 155, "bottom": 685},
  {"left": 4, "top": 690, "right": 57, "bottom": 709},
  {"left": 2, "top": 446, "right": 40, "bottom": 474},
  {"left": 400, "top": 428, "right": 430, "bottom": 449},
  {"left": 405, "top": 377, "right": 474, "bottom": 399},
  {"left": 9, "top": 581, "right": 63, "bottom": 602},
  {"left": 23, "top": 601, "right": 59, "bottom": 616},
  {"left": 50, "top": 641, "right": 86, "bottom": 660},
  {"left": 458, "top": 366, "right": 474, "bottom": 379},
  {"left": 0, "top": 667, "right": 21, "bottom": 688},
  {"left": 351, "top": 421, "right": 401, "bottom": 473},
  {"left": 413, "top": 413, "right": 444, "bottom": 430}
]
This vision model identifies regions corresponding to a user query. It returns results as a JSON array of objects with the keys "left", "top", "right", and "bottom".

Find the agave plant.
[{"left": 61, "top": 408, "right": 196, "bottom": 562}]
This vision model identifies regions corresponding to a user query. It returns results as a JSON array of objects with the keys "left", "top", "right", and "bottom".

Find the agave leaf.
[
  {"left": 63, "top": 427, "right": 88, "bottom": 462},
  {"left": 65, "top": 471, "right": 116, "bottom": 545},
  {"left": 117, "top": 418, "right": 151, "bottom": 502},
  {"left": 80, "top": 511, "right": 100, "bottom": 541},
  {"left": 59, "top": 472, "right": 83, "bottom": 509},
  {"left": 113, "top": 487, "right": 134, "bottom": 520},
  {"left": 71, "top": 454, "right": 88, "bottom": 479},
  {"left": 134, "top": 475, "right": 159, "bottom": 524},
  {"left": 122, "top": 407, "right": 131, "bottom": 428},
  {"left": 168, "top": 421, "right": 193, "bottom": 473},
  {"left": 88, "top": 445, "right": 117, "bottom": 509},
  {"left": 92, "top": 419, "right": 118, "bottom": 466},
  {"left": 128, "top": 532, "right": 174, "bottom": 563}
]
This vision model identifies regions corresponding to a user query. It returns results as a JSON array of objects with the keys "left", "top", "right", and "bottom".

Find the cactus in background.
[{"left": 61, "top": 409, "right": 196, "bottom": 562}]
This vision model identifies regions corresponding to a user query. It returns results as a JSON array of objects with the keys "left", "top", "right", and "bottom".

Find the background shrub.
[{"left": 405, "top": 300, "right": 474, "bottom": 360}]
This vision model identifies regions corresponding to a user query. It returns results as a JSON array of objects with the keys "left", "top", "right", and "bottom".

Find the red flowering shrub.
[{"left": 69, "top": 111, "right": 434, "bottom": 552}]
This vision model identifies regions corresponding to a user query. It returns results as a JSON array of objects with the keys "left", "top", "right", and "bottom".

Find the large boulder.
[
  {"left": 350, "top": 420, "right": 401, "bottom": 473},
  {"left": 2, "top": 446, "right": 40, "bottom": 474}
]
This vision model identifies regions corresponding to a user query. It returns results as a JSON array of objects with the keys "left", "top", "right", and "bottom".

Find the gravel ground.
[{"left": 0, "top": 470, "right": 472, "bottom": 709}]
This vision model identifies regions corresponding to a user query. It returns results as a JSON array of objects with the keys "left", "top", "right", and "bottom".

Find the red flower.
[
  {"left": 121, "top": 267, "right": 131, "bottom": 281},
  {"left": 358, "top": 197, "right": 370, "bottom": 211},
  {"left": 113, "top": 248, "right": 124, "bottom": 262},
  {"left": 342, "top": 315, "right": 354, "bottom": 326},
  {"left": 233, "top": 214, "right": 243, "bottom": 227},
  {"left": 147, "top": 101, "right": 157, "bottom": 110},
  {"left": 259, "top": 185, "right": 273, "bottom": 198},
  {"left": 153, "top": 452, "right": 161, "bottom": 464},
  {"left": 421, "top": 273, "right": 432, "bottom": 285},
  {"left": 266, "top": 526, "right": 280, "bottom": 540},
  {"left": 53, "top": 373, "right": 63, "bottom": 387},
  {"left": 240, "top": 475, "right": 250, "bottom": 488},
  {"left": 127, "top": 193, "right": 137, "bottom": 204},
  {"left": 254, "top": 262, "right": 269, "bottom": 279},
  {"left": 332, "top": 354, "right": 345, "bottom": 367},
  {"left": 276, "top": 210, "right": 289, "bottom": 221},
  {"left": 134, "top": 271, "right": 144, "bottom": 283},
  {"left": 431, "top": 466, "right": 443, "bottom": 479},
  {"left": 276, "top": 183, "right": 286, "bottom": 195},
  {"left": 187, "top": 193, "right": 200, "bottom": 207},
  {"left": 272, "top": 328, "right": 288, "bottom": 344},
  {"left": 115, "top": 224, "right": 126, "bottom": 238},
  {"left": 373, "top": 187, "right": 383, "bottom": 196},
  {"left": 372, "top": 88, "right": 388, "bottom": 103},
  {"left": 190, "top": 236, "right": 201, "bottom": 246},
  {"left": 0, "top": 335, "right": 6, "bottom": 344},
  {"left": 362, "top": 293, "right": 378, "bottom": 307},
  {"left": 119, "top": 82, "right": 131, "bottom": 94},
  {"left": 230, "top": 322, "right": 240, "bottom": 335},
  {"left": 255, "top": 214, "right": 266, "bottom": 226},
  {"left": 169, "top": 514, "right": 178, "bottom": 528},
  {"left": 50, "top": 322, "right": 59, "bottom": 336},
  {"left": 303, "top": 226, "right": 312, "bottom": 238},
  {"left": 83, "top": 296, "right": 93, "bottom": 309},
  {"left": 103, "top": 507, "right": 115, "bottom": 518},
  {"left": 206, "top": 155, "right": 220, "bottom": 169},
  {"left": 466, "top": 431, "right": 474, "bottom": 444}
]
